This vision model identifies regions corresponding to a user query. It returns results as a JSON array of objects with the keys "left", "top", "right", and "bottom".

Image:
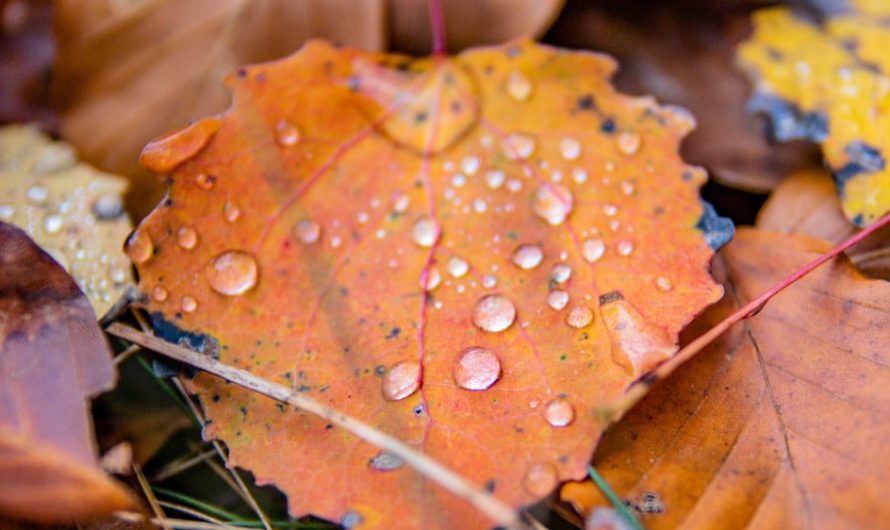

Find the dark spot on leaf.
[
  {"left": 577, "top": 94, "right": 596, "bottom": 110},
  {"left": 599, "top": 291, "right": 623, "bottom": 305},
  {"left": 385, "top": 327, "right": 401, "bottom": 340},
  {"left": 484, "top": 480, "right": 496, "bottom": 493}
]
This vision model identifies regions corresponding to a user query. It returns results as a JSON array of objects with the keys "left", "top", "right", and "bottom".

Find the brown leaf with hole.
[
  {"left": 52, "top": 0, "right": 563, "bottom": 219},
  {"left": 0, "top": 222, "right": 133, "bottom": 523},
  {"left": 562, "top": 228, "right": 890, "bottom": 529}
]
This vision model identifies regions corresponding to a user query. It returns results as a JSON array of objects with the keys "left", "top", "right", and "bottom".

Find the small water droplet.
[
  {"left": 93, "top": 193, "right": 124, "bottom": 219},
  {"left": 560, "top": 138, "right": 581, "bottom": 160},
  {"left": 533, "top": 184, "right": 573, "bottom": 226},
  {"left": 566, "top": 305, "right": 594, "bottom": 328},
  {"left": 461, "top": 156, "right": 481, "bottom": 175},
  {"left": 547, "top": 290, "right": 569, "bottom": 310},
  {"left": 340, "top": 511, "right": 363, "bottom": 529},
  {"left": 472, "top": 294, "right": 516, "bottom": 333},
  {"left": 655, "top": 276, "right": 673, "bottom": 291},
  {"left": 571, "top": 168, "right": 588, "bottom": 184},
  {"left": 412, "top": 216, "right": 440, "bottom": 248},
  {"left": 452, "top": 173, "right": 467, "bottom": 187},
  {"left": 523, "top": 462, "right": 558, "bottom": 497},
  {"left": 616, "top": 131, "right": 641, "bottom": 155},
  {"left": 551, "top": 263, "right": 571, "bottom": 283},
  {"left": 274, "top": 119, "right": 300, "bottom": 146},
  {"left": 152, "top": 285, "right": 168, "bottom": 302},
  {"left": 0, "top": 204, "right": 14, "bottom": 220},
  {"left": 331, "top": 235, "right": 343, "bottom": 248},
  {"left": 506, "top": 70, "right": 532, "bottom": 101},
  {"left": 616, "top": 240, "right": 634, "bottom": 256},
  {"left": 181, "top": 295, "right": 198, "bottom": 313},
  {"left": 511, "top": 244, "right": 543, "bottom": 270},
  {"left": 582, "top": 238, "right": 605, "bottom": 263},
  {"left": 485, "top": 170, "right": 506, "bottom": 189},
  {"left": 126, "top": 231, "right": 154, "bottom": 264},
  {"left": 447, "top": 256, "right": 469, "bottom": 278},
  {"left": 502, "top": 133, "right": 536, "bottom": 160},
  {"left": 369, "top": 451, "right": 404, "bottom": 471},
  {"left": 177, "top": 226, "right": 198, "bottom": 249},
  {"left": 393, "top": 192, "right": 410, "bottom": 213},
  {"left": 620, "top": 180, "right": 635, "bottom": 195},
  {"left": 294, "top": 219, "right": 321, "bottom": 244},
  {"left": 472, "top": 198, "right": 487, "bottom": 213},
  {"left": 454, "top": 347, "right": 501, "bottom": 390},
  {"left": 43, "top": 214, "right": 63, "bottom": 234},
  {"left": 544, "top": 399, "right": 575, "bottom": 427},
  {"left": 382, "top": 360, "right": 421, "bottom": 401},
  {"left": 195, "top": 173, "right": 215, "bottom": 190},
  {"left": 207, "top": 250, "right": 258, "bottom": 296},
  {"left": 603, "top": 204, "right": 618, "bottom": 217},
  {"left": 224, "top": 202, "right": 241, "bottom": 223},
  {"left": 26, "top": 185, "right": 48, "bottom": 203},
  {"left": 482, "top": 274, "right": 497, "bottom": 289},
  {"left": 357, "top": 211, "right": 369, "bottom": 224},
  {"left": 421, "top": 267, "right": 441, "bottom": 290}
]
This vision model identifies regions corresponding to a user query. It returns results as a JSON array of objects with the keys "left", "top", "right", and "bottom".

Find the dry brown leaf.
[
  {"left": 562, "top": 228, "right": 890, "bottom": 528},
  {"left": 53, "top": 0, "right": 563, "bottom": 218},
  {"left": 0, "top": 222, "right": 133, "bottom": 524}
]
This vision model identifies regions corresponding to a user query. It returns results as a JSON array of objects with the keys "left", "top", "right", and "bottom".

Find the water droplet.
[
  {"left": 533, "top": 184, "right": 573, "bottom": 226},
  {"left": 511, "top": 244, "right": 543, "bottom": 270},
  {"left": 461, "top": 156, "right": 480, "bottom": 175},
  {"left": 382, "top": 360, "right": 421, "bottom": 401},
  {"left": 566, "top": 305, "right": 594, "bottom": 328},
  {"left": 26, "top": 185, "right": 48, "bottom": 203},
  {"left": 571, "top": 168, "right": 588, "bottom": 184},
  {"left": 502, "top": 133, "right": 536, "bottom": 160},
  {"left": 331, "top": 235, "right": 343, "bottom": 248},
  {"left": 454, "top": 347, "right": 501, "bottom": 390},
  {"left": 582, "top": 238, "right": 605, "bottom": 263},
  {"left": 560, "top": 138, "right": 581, "bottom": 160},
  {"left": 294, "top": 219, "right": 321, "bottom": 244},
  {"left": 126, "top": 231, "right": 154, "bottom": 264},
  {"left": 655, "top": 276, "right": 673, "bottom": 291},
  {"left": 224, "top": 202, "right": 241, "bottom": 223},
  {"left": 393, "top": 193, "right": 410, "bottom": 213},
  {"left": 507, "top": 70, "right": 532, "bottom": 101},
  {"left": 507, "top": 179, "right": 522, "bottom": 193},
  {"left": 43, "top": 214, "right": 63, "bottom": 234},
  {"left": 0, "top": 204, "right": 14, "bottom": 220},
  {"left": 152, "top": 285, "right": 168, "bottom": 302},
  {"left": 544, "top": 399, "right": 575, "bottom": 427},
  {"left": 177, "top": 226, "right": 198, "bottom": 249},
  {"left": 340, "top": 511, "right": 363, "bottom": 529},
  {"left": 412, "top": 216, "right": 440, "bottom": 248},
  {"left": 482, "top": 274, "right": 497, "bottom": 289},
  {"left": 485, "top": 170, "right": 506, "bottom": 189},
  {"left": 472, "top": 198, "right": 487, "bottom": 213},
  {"left": 369, "top": 451, "right": 404, "bottom": 471},
  {"left": 616, "top": 131, "right": 641, "bottom": 155},
  {"left": 174, "top": 294, "right": 196, "bottom": 313},
  {"left": 207, "top": 250, "right": 258, "bottom": 296},
  {"left": 195, "top": 173, "right": 215, "bottom": 190},
  {"left": 447, "top": 256, "right": 469, "bottom": 278},
  {"left": 551, "top": 263, "right": 571, "bottom": 283},
  {"left": 357, "top": 211, "right": 369, "bottom": 224},
  {"left": 547, "top": 290, "right": 569, "bottom": 310},
  {"left": 523, "top": 462, "right": 558, "bottom": 497},
  {"left": 603, "top": 204, "right": 618, "bottom": 217},
  {"left": 93, "top": 193, "right": 123, "bottom": 219},
  {"left": 421, "top": 267, "right": 441, "bottom": 290},
  {"left": 616, "top": 241, "right": 634, "bottom": 256},
  {"left": 452, "top": 174, "right": 467, "bottom": 187},
  {"left": 274, "top": 119, "right": 300, "bottom": 146},
  {"left": 472, "top": 294, "right": 516, "bottom": 333},
  {"left": 620, "top": 180, "right": 635, "bottom": 195}
]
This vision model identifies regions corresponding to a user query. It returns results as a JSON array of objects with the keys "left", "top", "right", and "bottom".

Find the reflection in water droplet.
[
  {"left": 560, "top": 138, "right": 581, "bottom": 160},
  {"left": 224, "top": 202, "right": 241, "bottom": 223},
  {"left": 551, "top": 263, "right": 571, "bottom": 283},
  {"left": 533, "top": 184, "right": 573, "bottom": 226},
  {"left": 567, "top": 305, "right": 594, "bottom": 328},
  {"left": 454, "top": 347, "right": 501, "bottom": 390},
  {"left": 127, "top": 231, "right": 154, "bottom": 264},
  {"left": 43, "top": 214, "right": 63, "bottom": 234},
  {"left": 485, "top": 170, "right": 506, "bottom": 189},
  {"left": 294, "top": 219, "right": 321, "bottom": 244},
  {"left": 616, "top": 131, "right": 642, "bottom": 155},
  {"left": 582, "top": 239, "right": 605, "bottom": 263},
  {"left": 369, "top": 451, "right": 404, "bottom": 471},
  {"left": 447, "top": 256, "right": 469, "bottom": 278},
  {"left": 547, "top": 290, "right": 569, "bottom": 310},
  {"left": 181, "top": 295, "right": 198, "bottom": 313},
  {"left": 421, "top": 267, "right": 441, "bottom": 291},
  {"left": 207, "top": 250, "right": 258, "bottom": 296},
  {"left": 506, "top": 70, "right": 532, "bottom": 101},
  {"left": 544, "top": 399, "right": 575, "bottom": 427},
  {"left": 482, "top": 274, "right": 497, "bottom": 289},
  {"left": 152, "top": 285, "right": 168, "bottom": 302},
  {"left": 502, "top": 133, "right": 536, "bottom": 160},
  {"left": 274, "top": 119, "right": 301, "bottom": 146},
  {"left": 382, "top": 361, "right": 421, "bottom": 401},
  {"left": 616, "top": 241, "right": 634, "bottom": 256},
  {"left": 523, "top": 462, "right": 558, "bottom": 497},
  {"left": 195, "top": 173, "right": 215, "bottom": 190},
  {"left": 511, "top": 244, "right": 543, "bottom": 270},
  {"left": 177, "top": 227, "right": 197, "bottom": 249},
  {"left": 472, "top": 294, "right": 516, "bottom": 333},
  {"left": 412, "top": 216, "right": 440, "bottom": 248},
  {"left": 655, "top": 276, "right": 673, "bottom": 291}
]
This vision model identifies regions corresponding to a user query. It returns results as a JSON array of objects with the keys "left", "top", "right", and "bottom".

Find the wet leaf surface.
[
  {"left": 563, "top": 228, "right": 890, "bottom": 529},
  {"left": 0, "top": 222, "right": 132, "bottom": 523},
  {"left": 128, "top": 39, "right": 724, "bottom": 529}
]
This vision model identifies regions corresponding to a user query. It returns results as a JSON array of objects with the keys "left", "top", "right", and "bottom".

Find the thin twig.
[
  {"left": 587, "top": 466, "right": 644, "bottom": 530},
  {"left": 106, "top": 322, "right": 523, "bottom": 530},
  {"left": 153, "top": 448, "right": 217, "bottom": 482},
  {"left": 113, "top": 343, "right": 141, "bottom": 366},
  {"left": 133, "top": 463, "right": 171, "bottom": 530},
  {"left": 156, "top": 499, "right": 233, "bottom": 527}
]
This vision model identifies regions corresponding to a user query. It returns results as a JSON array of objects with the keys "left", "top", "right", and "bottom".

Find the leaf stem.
[
  {"left": 428, "top": 0, "right": 446, "bottom": 56},
  {"left": 587, "top": 466, "right": 645, "bottom": 530}
]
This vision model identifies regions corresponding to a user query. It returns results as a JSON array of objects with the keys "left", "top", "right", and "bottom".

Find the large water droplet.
[
  {"left": 566, "top": 305, "right": 594, "bottom": 328},
  {"left": 547, "top": 289, "right": 569, "bottom": 310},
  {"left": 177, "top": 226, "right": 198, "bottom": 249},
  {"left": 274, "top": 119, "right": 301, "bottom": 146},
  {"left": 447, "top": 256, "right": 469, "bottom": 278},
  {"left": 616, "top": 131, "right": 642, "bottom": 155},
  {"left": 126, "top": 231, "right": 154, "bottom": 264},
  {"left": 382, "top": 360, "right": 421, "bottom": 401},
  {"left": 533, "top": 184, "right": 573, "bottom": 226},
  {"left": 511, "top": 244, "right": 543, "bottom": 270},
  {"left": 502, "top": 133, "right": 536, "bottom": 160},
  {"left": 582, "top": 238, "right": 605, "bottom": 263},
  {"left": 181, "top": 295, "right": 198, "bottom": 313},
  {"left": 294, "top": 219, "right": 321, "bottom": 244},
  {"left": 472, "top": 294, "right": 516, "bottom": 333},
  {"left": 507, "top": 70, "right": 532, "bottom": 101},
  {"left": 544, "top": 399, "right": 575, "bottom": 427},
  {"left": 152, "top": 285, "right": 168, "bottom": 302},
  {"left": 551, "top": 263, "right": 571, "bottom": 283},
  {"left": 369, "top": 451, "right": 404, "bottom": 471},
  {"left": 560, "top": 138, "right": 581, "bottom": 161},
  {"left": 93, "top": 193, "right": 124, "bottom": 219},
  {"left": 523, "top": 462, "right": 558, "bottom": 497},
  {"left": 207, "top": 250, "right": 258, "bottom": 296},
  {"left": 453, "top": 347, "right": 501, "bottom": 390},
  {"left": 655, "top": 276, "right": 673, "bottom": 292},
  {"left": 412, "top": 216, "right": 440, "bottom": 248}
]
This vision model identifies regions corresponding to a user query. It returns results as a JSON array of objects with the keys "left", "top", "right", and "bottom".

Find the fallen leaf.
[
  {"left": 0, "top": 124, "right": 134, "bottom": 318},
  {"left": 127, "top": 39, "right": 725, "bottom": 529},
  {"left": 0, "top": 0, "right": 55, "bottom": 128},
  {"left": 53, "top": 0, "right": 562, "bottom": 218},
  {"left": 0, "top": 222, "right": 133, "bottom": 523},
  {"left": 562, "top": 228, "right": 890, "bottom": 528},
  {"left": 758, "top": 168, "right": 890, "bottom": 278},
  {"left": 738, "top": 2, "right": 890, "bottom": 226}
]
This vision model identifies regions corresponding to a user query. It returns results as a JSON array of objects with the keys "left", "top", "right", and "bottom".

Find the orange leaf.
[
  {"left": 0, "top": 222, "right": 133, "bottom": 523},
  {"left": 128, "top": 40, "right": 724, "bottom": 529},
  {"left": 563, "top": 228, "right": 890, "bottom": 528}
]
